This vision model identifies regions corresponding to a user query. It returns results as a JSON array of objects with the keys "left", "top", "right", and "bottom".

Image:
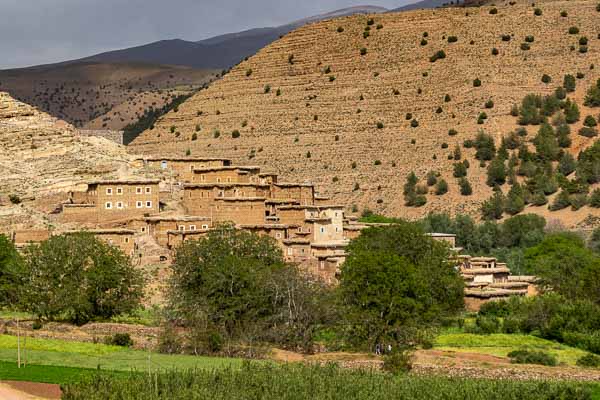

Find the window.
[
  {"left": 298, "top": 227, "right": 303, "bottom": 233},
  {"left": 218, "top": 191, "right": 224, "bottom": 198},
  {"left": 161, "top": 161, "right": 167, "bottom": 169},
  {"left": 136, "top": 187, "right": 142, "bottom": 194},
  {"left": 287, "top": 248, "right": 293, "bottom": 255},
  {"left": 301, "top": 248, "right": 305, "bottom": 254},
  {"left": 320, "top": 227, "right": 325, "bottom": 234},
  {"left": 189, "top": 225, "right": 196, "bottom": 231},
  {"left": 145, "top": 187, "right": 152, "bottom": 194},
  {"left": 178, "top": 225, "right": 185, "bottom": 231},
  {"left": 201, "top": 224, "right": 209, "bottom": 230},
  {"left": 275, "top": 232, "right": 282, "bottom": 239},
  {"left": 146, "top": 201, "right": 152, "bottom": 208},
  {"left": 136, "top": 201, "right": 143, "bottom": 208},
  {"left": 124, "top": 237, "right": 129, "bottom": 243},
  {"left": 217, "top": 178, "right": 221, "bottom": 183},
  {"left": 106, "top": 188, "right": 113, "bottom": 195},
  {"left": 116, "top": 201, "right": 124, "bottom": 209},
  {"left": 116, "top": 187, "right": 123, "bottom": 195},
  {"left": 141, "top": 227, "right": 146, "bottom": 233},
  {"left": 190, "top": 165, "right": 194, "bottom": 171},
  {"left": 335, "top": 227, "right": 340, "bottom": 233},
  {"left": 227, "top": 177, "right": 231, "bottom": 182},
  {"left": 105, "top": 202, "right": 112, "bottom": 209}
]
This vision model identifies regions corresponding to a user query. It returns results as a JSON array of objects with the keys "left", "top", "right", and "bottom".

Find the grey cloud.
[{"left": 1, "top": 0, "right": 407, "bottom": 69}]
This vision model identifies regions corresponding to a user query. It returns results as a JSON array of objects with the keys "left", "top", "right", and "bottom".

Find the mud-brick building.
[
  {"left": 64, "top": 229, "right": 137, "bottom": 256},
  {"left": 127, "top": 216, "right": 213, "bottom": 246},
  {"left": 62, "top": 179, "right": 160, "bottom": 223},
  {"left": 133, "top": 157, "right": 231, "bottom": 182},
  {"left": 182, "top": 183, "right": 271, "bottom": 216},
  {"left": 191, "top": 166, "right": 262, "bottom": 184},
  {"left": 271, "top": 183, "right": 315, "bottom": 206}
]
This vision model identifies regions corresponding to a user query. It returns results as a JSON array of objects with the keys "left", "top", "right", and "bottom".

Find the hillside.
[
  {"left": 129, "top": 1, "right": 600, "bottom": 225},
  {"left": 47, "top": 6, "right": 388, "bottom": 71},
  {"left": 0, "top": 92, "right": 134, "bottom": 230},
  {"left": 0, "top": 62, "right": 216, "bottom": 129}
]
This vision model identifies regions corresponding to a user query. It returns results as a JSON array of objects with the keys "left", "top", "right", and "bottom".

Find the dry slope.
[
  {"left": 0, "top": 92, "right": 134, "bottom": 230},
  {"left": 130, "top": 1, "right": 600, "bottom": 221}
]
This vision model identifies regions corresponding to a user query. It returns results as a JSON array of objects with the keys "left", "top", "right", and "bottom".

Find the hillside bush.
[
  {"left": 564, "top": 74, "right": 577, "bottom": 92},
  {"left": 105, "top": 333, "right": 134, "bottom": 347},
  {"left": 579, "top": 127, "right": 599, "bottom": 138},
  {"left": 473, "top": 78, "right": 481, "bottom": 87},
  {"left": 435, "top": 179, "right": 448, "bottom": 195},
  {"left": 577, "top": 353, "right": 600, "bottom": 368},
  {"left": 360, "top": 48, "right": 367, "bottom": 56},
  {"left": 491, "top": 48, "right": 499, "bottom": 55},
  {"left": 501, "top": 34, "right": 511, "bottom": 41},
  {"left": 533, "top": 8, "right": 542, "bottom": 16},
  {"left": 430, "top": 50, "right": 446, "bottom": 62},
  {"left": 508, "top": 350, "right": 557, "bottom": 366},
  {"left": 474, "top": 131, "right": 496, "bottom": 160},
  {"left": 569, "top": 26, "right": 580, "bottom": 35},
  {"left": 448, "top": 36, "right": 458, "bottom": 43},
  {"left": 541, "top": 74, "right": 551, "bottom": 84},
  {"left": 584, "top": 79, "right": 600, "bottom": 107},
  {"left": 459, "top": 178, "right": 472, "bottom": 196},
  {"left": 520, "top": 43, "right": 530, "bottom": 51}
]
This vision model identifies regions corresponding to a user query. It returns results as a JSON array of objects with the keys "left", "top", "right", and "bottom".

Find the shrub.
[
  {"left": 382, "top": 349, "right": 413, "bottom": 374},
  {"left": 374, "top": 160, "right": 382, "bottom": 166},
  {"left": 410, "top": 119, "right": 419, "bottom": 128},
  {"left": 485, "top": 100, "right": 494, "bottom": 109},
  {"left": 508, "top": 350, "right": 557, "bottom": 366},
  {"left": 231, "top": 130, "right": 240, "bottom": 138},
  {"left": 459, "top": 178, "right": 472, "bottom": 196},
  {"left": 453, "top": 162, "right": 467, "bottom": 178},
  {"left": 191, "top": 133, "right": 198, "bottom": 141},
  {"left": 569, "top": 26, "right": 580, "bottom": 35},
  {"left": 525, "top": 35, "right": 535, "bottom": 43},
  {"left": 549, "top": 190, "right": 571, "bottom": 210},
  {"left": 426, "top": 171, "right": 438, "bottom": 186},
  {"left": 337, "top": 26, "right": 344, "bottom": 33},
  {"left": 448, "top": 129, "right": 457, "bottom": 136},
  {"left": 590, "top": 189, "right": 600, "bottom": 207},
  {"left": 363, "top": 31, "right": 370, "bottom": 39},
  {"left": 501, "top": 34, "right": 511, "bottom": 41},
  {"left": 541, "top": 74, "right": 551, "bottom": 84},
  {"left": 8, "top": 194, "right": 21, "bottom": 205},
  {"left": 491, "top": 48, "right": 499, "bottom": 55},
  {"left": 429, "top": 50, "right": 446, "bottom": 62},
  {"left": 367, "top": 18, "right": 374, "bottom": 26},
  {"left": 276, "top": 88, "right": 282, "bottom": 96},
  {"left": 473, "top": 78, "right": 481, "bottom": 87},
  {"left": 377, "top": 122, "right": 384, "bottom": 129},
  {"left": 577, "top": 353, "right": 600, "bottom": 368},
  {"left": 534, "top": 8, "right": 542, "bottom": 16},
  {"left": 377, "top": 24, "right": 383, "bottom": 30},
  {"left": 564, "top": 74, "right": 576, "bottom": 92},
  {"left": 585, "top": 115, "right": 598, "bottom": 127},
  {"left": 584, "top": 79, "right": 600, "bottom": 107},
  {"left": 441, "top": 142, "right": 448, "bottom": 149},
  {"left": 245, "top": 69, "right": 253, "bottom": 77},
  {"left": 420, "top": 38, "right": 428, "bottom": 46},
  {"left": 520, "top": 43, "right": 531, "bottom": 51},
  {"left": 580, "top": 37, "right": 589, "bottom": 46},
  {"left": 435, "top": 179, "right": 448, "bottom": 195},
  {"left": 360, "top": 48, "right": 367, "bottom": 56},
  {"left": 579, "top": 127, "right": 599, "bottom": 138},
  {"left": 106, "top": 333, "right": 134, "bottom": 347},
  {"left": 580, "top": 46, "right": 588, "bottom": 54},
  {"left": 448, "top": 36, "right": 458, "bottom": 43},
  {"left": 405, "top": 113, "right": 413, "bottom": 120},
  {"left": 560, "top": 10, "right": 568, "bottom": 17},
  {"left": 264, "top": 85, "right": 271, "bottom": 93}
]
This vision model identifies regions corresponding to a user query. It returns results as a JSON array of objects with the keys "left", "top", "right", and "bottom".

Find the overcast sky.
[{"left": 1, "top": 0, "right": 410, "bottom": 69}]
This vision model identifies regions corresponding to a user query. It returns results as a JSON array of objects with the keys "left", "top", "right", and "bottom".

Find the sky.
[{"left": 1, "top": 0, "right": 410, "bottom": 69}]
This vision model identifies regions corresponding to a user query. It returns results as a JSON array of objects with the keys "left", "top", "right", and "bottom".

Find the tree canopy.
[{"left": 338, "top": 221, "right": 464, "bottom": 346}]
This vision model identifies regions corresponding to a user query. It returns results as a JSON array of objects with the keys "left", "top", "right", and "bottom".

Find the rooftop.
[
  {"left": 184, "top": 183, "right": 269, "bottom": 188},
  {"left": 193, "top": 165, "right": 261, "bottom": 173},
  {"left": 88, "top": 179, "right": 160, "bottom": 185},
  {"left": 136, "top": 156, "right": 231, "bottom": 162}
]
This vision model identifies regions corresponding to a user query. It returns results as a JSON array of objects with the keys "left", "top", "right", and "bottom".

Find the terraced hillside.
[
  {"left": 130, "top": 1, "right": 600, "bottom": 222},
  {"left": 0, "top": 62, "right": 216, "bottom": 130}
]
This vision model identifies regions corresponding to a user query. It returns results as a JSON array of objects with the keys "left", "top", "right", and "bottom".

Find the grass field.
[
  {"left": 435, "top": 333, "right": 590, "bottom": 365},
  {"left": 0, "top": 361, "right": 127, "bottom": 385},
  {"left": 0, "top": 335, "right": 244, "bottom": 373}
]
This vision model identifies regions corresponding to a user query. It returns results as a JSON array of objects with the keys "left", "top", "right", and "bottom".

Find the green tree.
[
  {"left": 533, "top": 123, "right": 560, "bottom": 161},
  {"left": 482, "top": 190, "right": 505, "bottom": 220},
  {"left": 21, "top": 233, "right": 143, "bottom": 324},
  {"left": 453, "top": 162, "right": 467, "bottom": 178},
  {"left": 584, "top": 79, "right": 600, "bottom": 107},
  {"left": 504, "top": 183, "right": 525, "bottom": 215},
  {"left": 338, "top": 222, "right": 464, "bottom": 346},
  {"left": 559, "top": 153, "right": 577, "bottom": 176},
  {"left": 564, "top": 99, "right": 580, "bottom": 124},
  {"left": 576, "top": 139, "right": 600, "bottom": 184},
  {"left": 435, "top": 179, "right": 448, "bottom": 195},
  {"left": 474, "top": 131, "right": 496, "bottom": 160},
  {"left": 563, "top": 74, "right": 576, "bottom": 92},
  {"left": 486, "top": 157, "right": 507, "bottom": 187},
  {"left": 0, "top": 235, "right": 24, "bottom": 307},
  {"left": 459, "top": 178, "right": 472, "bottom": 196},
  {"left": 525, "top": 233, "right": 600, "bottom": 303}
]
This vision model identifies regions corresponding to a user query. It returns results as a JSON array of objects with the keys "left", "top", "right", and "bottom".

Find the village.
[{"left": 7, "top": 154, "right": 537, "bottom": 310}]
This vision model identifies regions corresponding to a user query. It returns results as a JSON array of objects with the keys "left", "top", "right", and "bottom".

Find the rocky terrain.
[
  {"left": 0, "top": 62, "right": 216, "bottom": 130},
  {"left": 0, "top": 92, "right": 134, "bottom": 230},
  {"left": 129, "top": 1, "right": 600, "bottom": 225}
]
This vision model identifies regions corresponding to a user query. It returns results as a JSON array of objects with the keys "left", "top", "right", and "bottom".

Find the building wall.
[
  {"left": 13, "top": 230, "right": 50, "bottom": 245},
  {"left": 93, "top": 232, "right": 136, "bottom": 256},
  {"left": 193, "top": 169, "right": 260, "bottom": 184},
  {"left": 271, "top": 185, "right": 314, "bottom": 205},
  {"left": 61, "top": 205, "right": 98, "bottom": 224},
  {"left": 94, "top": 183, "right": 160, "bottom": 221},
  {"left": 183, "top": 185, "right": 269, "bottom": 215},
  {"left": 144, "top": 159, "right": 229, "bottom": 182},
  {"left": 213, "top": 199, "right": 265, "bottom": 225}
]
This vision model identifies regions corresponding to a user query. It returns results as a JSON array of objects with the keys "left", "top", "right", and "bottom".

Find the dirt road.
[{"left": 0, "top": 381, "right": 61, "bottom": 400}]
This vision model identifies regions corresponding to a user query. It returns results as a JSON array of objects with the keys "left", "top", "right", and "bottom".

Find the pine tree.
[
  {"left": 481, "top": 190, "right": 505, "bottom": 220},
  {"left": 558, "top": 153, "right": 577, "bottom": 176},
  {"left": 486, "top": 157, "right": 507, "bottom": 187},
  {"left": 533, "top": 123, "right": 560, "bottom": 161},
  {"left": 459, "top": 178, "right": 472, "bottom": 196},
  {"left": 505, "top": 183, "right": 525, "bottom": 215},
  {"left": 435, "top": 179, "right": 449, "bottom": 195}
]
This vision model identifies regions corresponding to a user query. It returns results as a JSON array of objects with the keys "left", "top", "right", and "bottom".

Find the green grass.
[
  {"left": 0, "top": 361, "right": 127, "bottom": 385},
  {"left": 435, "top": 333, "right": 589, "bottom": 365},
  {"left": 0, "top": 335, "right": 244, "bottom": 372}
]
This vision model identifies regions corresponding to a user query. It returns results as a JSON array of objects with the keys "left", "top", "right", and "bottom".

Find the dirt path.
[{"left": 0, "top": 381, "right": 61, "bottom": 400}]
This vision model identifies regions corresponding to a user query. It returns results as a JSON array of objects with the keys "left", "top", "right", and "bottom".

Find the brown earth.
[
  {"left": 0, "top": 381, "right": 61, "bottom": 400},
  {"left": 129, "top": 1, "right": 600, "bottom": 226},
  {"left": 0, "top": 62, "right": 217, "bottom": 129}
]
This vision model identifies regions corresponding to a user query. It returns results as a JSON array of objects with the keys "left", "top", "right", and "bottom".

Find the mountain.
[
  {"left": 0, "top": 62, "right": 217, "bottom": 129},
  {"left": 51, "top": 6, "right": 389, "bottom": 70},
  {"left": 391, "top": 0, "right": 454, "bottom": 12},
  {"left": 128, "top": 1, "right": 600, "bottom": 226}
]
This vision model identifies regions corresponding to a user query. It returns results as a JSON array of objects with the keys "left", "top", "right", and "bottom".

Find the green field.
[
  {"left": 435, "top": 333, "right": 590, "bottom": 366},
  {"left": 0, "top": 335, "right": 243, "bottom": 373}
]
